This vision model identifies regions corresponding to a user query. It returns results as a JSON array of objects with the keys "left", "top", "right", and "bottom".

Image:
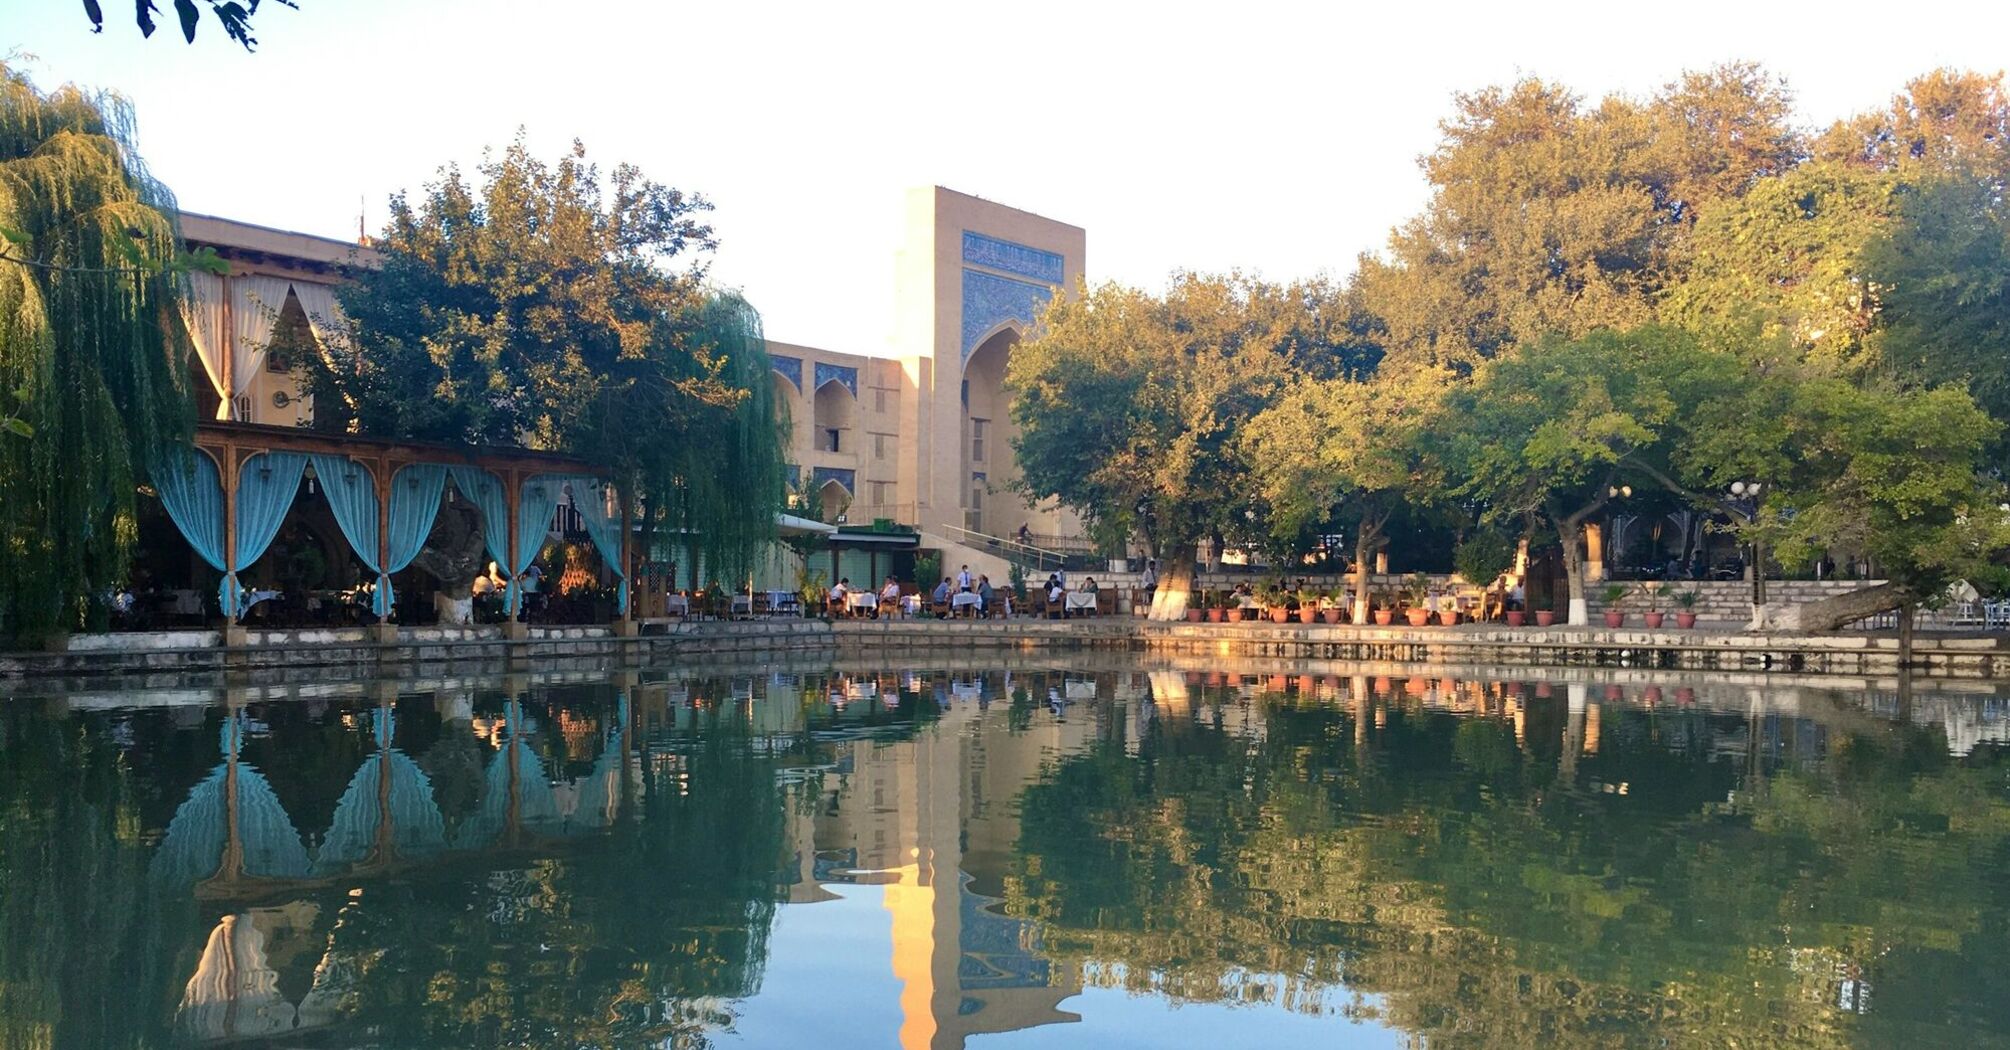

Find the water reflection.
[{"left": 4, "top": 661, "right": 2010, "bottom": 1047}]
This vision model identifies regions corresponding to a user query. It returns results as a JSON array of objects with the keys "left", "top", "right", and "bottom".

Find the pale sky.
[{"left": 6, "top": 0, "right": 2007, "bottom": 354}]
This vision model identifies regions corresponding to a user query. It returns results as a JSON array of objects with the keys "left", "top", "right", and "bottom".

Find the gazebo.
[{"left": 153, "top": 421, "right": 626, "bottom": 636}]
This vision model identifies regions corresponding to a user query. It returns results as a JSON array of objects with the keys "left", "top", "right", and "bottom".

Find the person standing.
[
  {"left": 957, "top": 564, "right": 974, "bottom": 591},
  {"left": 1141, "top": 559, "right": 1158, "bottom": 604}
]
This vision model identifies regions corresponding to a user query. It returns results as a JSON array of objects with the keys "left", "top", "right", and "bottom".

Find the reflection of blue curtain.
[
  {"left": 228, "top": 452, "right": 307, "bottom": 616},
  {"left": 560, "top": 475, "right": 628, "bottom": 614},
  {"left": 385, "top": 465, "right": 449, "bottom": 616},
  {"left": 151, "top": 447, "right": 226, "bottom": 576},
  {"left": 309, "top": 455, "right": 383, "bottom": 614},
  {"left": 447, "top": 465, "right": 509, "bottom": 582},
  {"left": 511, "top": 476, "right": 563, "bottom": 616}
]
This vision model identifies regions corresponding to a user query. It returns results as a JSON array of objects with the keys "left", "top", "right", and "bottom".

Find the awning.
[{"left": 778, "top": 513, "right": 838, "bottom": 536}]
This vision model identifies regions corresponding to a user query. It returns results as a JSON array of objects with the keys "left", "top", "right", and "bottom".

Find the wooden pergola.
[{"left": 191, "top": 421, "right": 624, "bottom": 626}]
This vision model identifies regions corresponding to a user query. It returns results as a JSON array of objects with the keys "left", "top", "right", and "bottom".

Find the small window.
[
  {"left": 824, "top": 428, "right": 841, "bottom": 453},
  {"left": 874, "top": 388, "right": 889, "bottom": 413},
  {"left": 971, "top": 418, "right": 987, "bottom": 463},
  {"left": 873, "top": 433, "right": 889, "bottom": 460},
  {"left": 265, "top": 350, "right": 290, "bottom": 374}
]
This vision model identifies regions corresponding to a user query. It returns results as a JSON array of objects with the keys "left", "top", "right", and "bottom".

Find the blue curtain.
[
  {"left": 561, "top": 474, "right": 629, "bottom": 614},
  {"left": 151, "top": 448, "right": 226, "bottom": 578},
  {"left": 447, "top": 466, "right": 509, "bottom": 580},
  {"left": 387, "top": 465, "right": 449, "bottom": 612},
  {"left": 228, "top": 452, "right": 307, "bottom": 616},
  {"left": 309, "top": 454, "right": 385, "bottom": 615},
  {"left": 511, "top": 476, "right": 563, "bottom": 616}
]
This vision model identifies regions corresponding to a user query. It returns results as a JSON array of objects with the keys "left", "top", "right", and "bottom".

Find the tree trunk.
[
  {"left": 1747, "top": 581, "right": 1912, "bottom": 632},
  {"left": 1352, "top": 512, "right": 1387, "bottom": 626},
  {"left": 1898, "top": 601, "right": 1916, "bottom": 668},
  {"left": 1559, "top": 521, "right": 1588, "bottom": 625},
  {"left": 1149, "top": 550, "right": 1197, "bottom": 621}
]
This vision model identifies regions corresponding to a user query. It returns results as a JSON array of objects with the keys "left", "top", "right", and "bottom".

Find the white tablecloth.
[
  {"left": 847, "top": 592, "right": 879, "bottom": 612},
  {"left": 665, "top": 594, "right": 689, "bottom": 616},
  {"left": 951, "top": 592, "right": 984, "bottom": 610},
  {"left": 1064, "top": 591, "right": 1098, "bottom": 611}
]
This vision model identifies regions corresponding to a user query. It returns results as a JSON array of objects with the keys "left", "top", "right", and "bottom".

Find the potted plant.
[
  {"left": 1641, "top": 582, "right": 1665, "bottom": 629},
  {"left": 1601, "top": 584, "right": 1629, "bottom": 628},
  {"left": 1322, "top": 586, "right": 1346, "bottom": 624},
  {"left": 1372, "top": 588, "right": 1395, "bottom": 626},
  {"left": 1296, "top": 589, "right": 1320, "bottom": 624},
  {"left": 1672, "top": 589, "right": 1700, "bottom": 629},
  {"left": 1186, "top": 587, "right": 1206, "bottom": 623},
  {"left": 1534, "top": 603, "right": 1556, "bottom": 627},
  {"left": 1208, "top": 588, "right": 1230, "bottom": 623},
  {"left": 1257, "top": 582, "right": 1291, "bottom": 623},
  {"left": 1403, "top": 573, "right": 1432, "bottom": 627}
]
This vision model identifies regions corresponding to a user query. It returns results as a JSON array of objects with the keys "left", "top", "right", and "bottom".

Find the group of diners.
[{"left": 827, "top": 561, "right": 1141, "bottom": 620}]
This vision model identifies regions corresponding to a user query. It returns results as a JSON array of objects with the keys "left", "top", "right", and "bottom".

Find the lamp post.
[{"left": 1729, "top": 481, "right": 1765, "bottom": 613}]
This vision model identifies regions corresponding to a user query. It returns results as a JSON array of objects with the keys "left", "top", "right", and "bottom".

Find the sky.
[{"left": 6, "top": 0, "right": 2009, "bottom": 355}]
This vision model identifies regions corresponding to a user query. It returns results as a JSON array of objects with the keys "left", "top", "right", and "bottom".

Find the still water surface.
[{"left": 8, "top": 659, "right": 2010, "bottom": 1048}]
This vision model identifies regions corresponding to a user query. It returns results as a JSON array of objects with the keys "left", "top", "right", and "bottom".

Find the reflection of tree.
[
  {"left": 0, "top": 709, "right": 188, "bottom": 1049},
  {"left": 314, "top": 709, "right": 791, "bottom": 1047},
  {"left": 1006, "top": 697, "right": 2010, "bottom": 1048}
]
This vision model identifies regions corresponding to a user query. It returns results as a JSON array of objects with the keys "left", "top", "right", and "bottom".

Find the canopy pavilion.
[{"left": 151, "top": 421, "right": 627, "bottom": 633}]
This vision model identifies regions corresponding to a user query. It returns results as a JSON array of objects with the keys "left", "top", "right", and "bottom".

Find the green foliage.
[
  {"left": 0, "top": 65, "right": 194, "bottom": 640},
  {"left": 82, "top": 0, "right": 295, "bottom": 50},
  {"left": 914, "top": 551, "right": 941, "bottom": 589},
  {"left": 1007, "top": 273, "right": 1319, "bottom": 568},
  {"left": 298, "top": 138, "right": 784, "bottom": 585},
  {"left": 1453, "top": 528, "right": 1515, "bottom": 588}
]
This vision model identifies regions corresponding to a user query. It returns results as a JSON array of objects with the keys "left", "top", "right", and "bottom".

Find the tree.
[
  {"left": 80, "top": 0, "right": 295, "bottom": 50},
  {"left": 1244, "top": 365, "right": 1448, "bottom": 623},
  {"left": 1354, "top": 66, "right": 1802, "bottom": 372},
  {"left": 1438, "top": 327, "right": 1741, "bottom": 624},
  {"left": 1815, "top": 69, "right": 2010, "bottom": 189},
  {"left": 298, "top": 138, "right": 785, "bottom": 589},
  {"left": 0, "top": 65, "right": 194, "bottom": 642},
  {"left": 1730, "top": 379, "right": 2010, "bottom": 653},
  {"left": 1006, "top": 274, "right": 1309, "bottom": 619}
]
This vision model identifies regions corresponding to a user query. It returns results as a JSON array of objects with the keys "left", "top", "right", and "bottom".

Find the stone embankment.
[{"left": 5, "top": 612, "right": 2007, "bottom": 684}]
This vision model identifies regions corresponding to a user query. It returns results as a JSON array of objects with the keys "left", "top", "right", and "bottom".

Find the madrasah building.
[{"left": 185, "top": 186, "right": 1089, "bottom": 587}]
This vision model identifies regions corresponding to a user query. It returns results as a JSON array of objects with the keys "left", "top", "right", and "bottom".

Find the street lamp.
[
  {"left": 1607, "top": 484, "right": 1633, "bottom": 499},
  {"left": 1728, "top": 481, "right": 1765, "bottom": 611}
]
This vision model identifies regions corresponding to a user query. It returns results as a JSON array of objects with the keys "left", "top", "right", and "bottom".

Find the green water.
[{"left": 5, "top": 659, "right": 2010, "bottom": 1049}]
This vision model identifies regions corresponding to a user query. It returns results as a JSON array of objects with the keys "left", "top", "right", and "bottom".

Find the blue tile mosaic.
[
  {"left": 813, "top": 362, "right": 858, "bottom": 397},
  {"left": 960, "top": 269, "right": 1054, "bottom": 361},
  {"left": 811, "top": 466, "right": 855, "bottom": 493},
  {"left": 771, "top": 354, "right": 802, "bottom": 391},
  {"left": 962, "top": 232, "right": 1064, "bottom": 284}
]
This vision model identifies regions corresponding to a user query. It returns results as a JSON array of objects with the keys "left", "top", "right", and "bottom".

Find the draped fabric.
[
  {"left": 227, "top": 452, "right": 306, "bottom": 616},
  {"left": 179, "top": 272, "right": 230, "bottom": 411},
  {"left": 511, "top": 476, "right": 563, "bottom": 616},
  {"left": 308, "top": 455, "right": 383, "bottom": 615},
  {"left": 560, "top": 475, "right": 628, "bottom": 614},
  {"left": 230, "top": 277, "right": 293, "bottom": 413},
  {"left": 447, "top": 466, "right": 509, "bottom": 575},
  {"left": 386, "top": 465, "right": 449, "bottom": 615},
  {"left": 152, "top": 447, "right": 227, "bottom": 576},
  {"left": 286, "top": 280, "right": 348, "bottom": 354}
]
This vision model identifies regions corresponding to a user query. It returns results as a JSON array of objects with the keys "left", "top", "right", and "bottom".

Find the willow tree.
[
  {"left": 299, "top": 137, "right": 783, "bottom": 587},
  {"left": 0, "top": 66, "right": 193, "bottom": 640}
]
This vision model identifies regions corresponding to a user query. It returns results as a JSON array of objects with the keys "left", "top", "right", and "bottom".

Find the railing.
[{"left": 936, "top": 523, "right": 1068, "bottom": 573}]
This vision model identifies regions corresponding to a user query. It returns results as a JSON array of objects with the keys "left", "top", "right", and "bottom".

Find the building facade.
[{"left": 189, "top": 186, "right": 1091, "bottom": 562}]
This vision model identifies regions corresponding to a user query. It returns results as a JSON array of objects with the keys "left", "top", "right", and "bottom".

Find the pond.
[{"left": 7, "top": 657, "right": 2010, "bottom": 1048}]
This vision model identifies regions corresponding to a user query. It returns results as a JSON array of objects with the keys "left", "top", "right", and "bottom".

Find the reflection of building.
[{"left": 791, "top": 688, "right": 1096, "bottom": 1050}]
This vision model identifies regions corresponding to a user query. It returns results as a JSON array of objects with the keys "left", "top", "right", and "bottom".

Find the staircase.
[{"left": 1585, "top": 580, "right": 1888, "bottom": 622}]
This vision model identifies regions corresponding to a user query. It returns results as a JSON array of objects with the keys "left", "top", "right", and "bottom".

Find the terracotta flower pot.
[
  {"left": 1298, "top": 606, "right": 1320, "bottom": 624},
  {"left": 1405, "top": 609, "right": 1431, "bottom": 627},
  {"left": 1270, "top": 607, "right": 1292, "bottom": 624},
  {"left": 1676, "top": 612, "right": 1697, "bottom": 629},
  {"left": 1206, "top": 608, "right": 1225, "bottom": 623},
  {"left": 1643, "top": 612, "right": 1665, "bottom": 628},
  {"left": 1505, "top": 611, "right": 1526, "bottom": 627},
  {"left": 1603, "top": 611, "right": 1625, "bottom": 628},
  {"left": 1374, "top": 610, "right": 1394, "bottom": 626},
  {"left": 1440, "top": 610, "right": 1461, "bottom": 626},
  {"left": 1535, "top": 610, "right": 1556, "bottom": 627},
  {"left": 1322, "top": 608, "right": 1343, "bottom": 624},
  {"left": 1186, "top": 609, "right": 1204, "bottom": 623}
]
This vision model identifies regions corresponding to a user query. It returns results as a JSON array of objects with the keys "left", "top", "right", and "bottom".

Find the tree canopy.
[
  {"left": 298, "top": 137, "right": 786, "bottom": 586},
  {"left": 0, "top": 64, "right": 194, "bottom": 641}
]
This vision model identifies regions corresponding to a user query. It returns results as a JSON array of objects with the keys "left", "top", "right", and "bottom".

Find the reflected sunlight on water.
[{"left": 6, "top": 656, "right": 2010, "bottom": 1048}]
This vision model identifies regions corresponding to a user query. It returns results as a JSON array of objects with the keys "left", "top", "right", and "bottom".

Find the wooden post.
[
  {"left": 222, "top": 443, "right": 240, "bottom": 626},
  {"left": 618, "top": 483, "right": 633, "bottom": 624},
  {"left": 218, "top": 275, "right": 235, "bottom": 421},
  {"left": 503, "top": 468, "right": 521, "bottom": 621},
  {"left": 374, "top": 457, "right": 393, "bottom": 623}
]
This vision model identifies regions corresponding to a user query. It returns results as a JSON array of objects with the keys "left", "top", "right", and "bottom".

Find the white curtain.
[
  {"left": 287, "top": 279, "right": 348, "bottom": 353},
  {"left": 180, "top": 272, "right": 230, "bottom": 410},
  {"left": 230, "top": 277, "right": 294, "bottom": 415}
]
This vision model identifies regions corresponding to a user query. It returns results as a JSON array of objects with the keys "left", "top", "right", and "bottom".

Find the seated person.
[
  {"left": 977, "top": 575, "right": 995, "bottom": 616},
  {"left": 1082, "top": 576, "right": 1100, "bottom": 593},
  {"left": 1047, "top": 578, "right": 1065, "bottom": 618},
  {"left": 932, "top": 577, "right": 952, "bottom": 605},
  {"left": 879, "top": 575, "right": 902, "bottom": 612},
  {"left": 829, "top": 578, "right": 850, "bottom": 609}
]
